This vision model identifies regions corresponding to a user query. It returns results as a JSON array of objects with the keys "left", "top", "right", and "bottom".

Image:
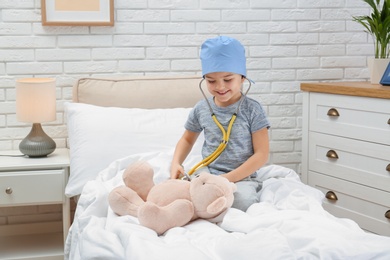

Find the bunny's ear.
[{"left": 206, "top": 197, "right": 228, "bottom": 215}]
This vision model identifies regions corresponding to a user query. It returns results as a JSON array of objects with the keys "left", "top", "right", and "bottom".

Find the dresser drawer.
[
  {"left": 309, "top": 93, "right": 390, "bottom": 145},
  {"left": 308, "top": 132, "right": 390, "bottom": 192},
  {"left": 0, "top": 170, "right": 64, "bottom": 206},
  {"left": 308, "top": 171, "right": 390, "bottom": 236}
]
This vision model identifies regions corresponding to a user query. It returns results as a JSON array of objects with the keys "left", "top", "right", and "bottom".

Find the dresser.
[
  {"left": 0, "top": 149, "right": 70, "bottom": 260},
  {"left": 301, "top": 81, "right": 390, "bottom": 236}
]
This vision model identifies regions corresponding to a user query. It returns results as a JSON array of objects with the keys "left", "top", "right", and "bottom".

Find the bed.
[{"left": 64, "top": 75, "right": 390, "bottom": 260}]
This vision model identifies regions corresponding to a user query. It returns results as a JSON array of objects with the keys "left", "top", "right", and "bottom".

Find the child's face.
[{"left": 204, "top": 72, "right": 245, "bottom": 107}]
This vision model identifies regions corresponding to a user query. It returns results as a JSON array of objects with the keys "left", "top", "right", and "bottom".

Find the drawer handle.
[
  {"left": 388, "top": 118, "right": 390, "bottom": 125},
  {"left": 385, "top": 210, "right": 390, "bottom": 220},
  {"left": 326, "top": 150, "right": 339, "bottom": 159},
  {"left": 327, "top": 108, "right": 339, "bottom": 117},
  {"left": 5, "top": 187, "right": 13, "bottom": 194},
  {"left": 387, "top": 164, "right": 390, "bottom": 172},
  {"left": 325, "top": 191, "right": 338, "bottom": 201}
]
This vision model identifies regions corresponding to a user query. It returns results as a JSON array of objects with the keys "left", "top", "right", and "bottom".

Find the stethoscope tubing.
[{"left": 186, "top": 77, "right": 252, "bottom": 177}]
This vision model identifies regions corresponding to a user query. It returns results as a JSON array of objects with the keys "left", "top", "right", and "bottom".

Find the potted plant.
[{"left": 353, "top": 0, "right": 390, "bottom": 83}]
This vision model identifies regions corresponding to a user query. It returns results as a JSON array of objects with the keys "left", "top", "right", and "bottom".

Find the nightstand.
[
  {"left": 301, "top": 82, "right": 390, "bottom": 236},
  {"left": 0, "top": 149, "right": 70, "bottom": 260}
]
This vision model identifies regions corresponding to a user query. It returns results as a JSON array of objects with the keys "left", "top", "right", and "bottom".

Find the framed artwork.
[
  {"left": 380, "top": 61, "right": 390, "bottom": 85},
  {"left": 41, "top": 0, "right": 114, "bottom": 26}
]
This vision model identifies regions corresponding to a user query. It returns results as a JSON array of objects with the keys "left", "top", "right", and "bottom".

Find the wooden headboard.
[{"left": 72, "top": 75, "right": 207, "bottom": 109}]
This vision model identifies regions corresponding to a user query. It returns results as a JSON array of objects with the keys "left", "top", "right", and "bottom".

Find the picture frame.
[
  {"left": 380, "top": 61, "right": 390, "bottom": 85},
  {"left": 41, "top": 0, "right": 114, "bottom": 26}
]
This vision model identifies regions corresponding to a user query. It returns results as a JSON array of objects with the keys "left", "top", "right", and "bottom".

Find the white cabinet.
[
  {"left": 301, "top": 82, "right": 390, "bottom": 236},
  {"left": 0, "top": 149, "right": 70, "bottom": 259}
]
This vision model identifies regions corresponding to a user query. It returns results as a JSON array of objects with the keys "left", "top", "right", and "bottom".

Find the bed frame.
[
  {"left": 72, "top": 75, "right": 206, "bottom": 108},
  {"left": 65, "top": 75, "right": 390, "bottom": 260}
]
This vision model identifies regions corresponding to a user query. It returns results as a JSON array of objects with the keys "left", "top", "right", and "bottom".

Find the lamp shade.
[{"left": 16, "top": 78, "right": 56, "bottom": 123}]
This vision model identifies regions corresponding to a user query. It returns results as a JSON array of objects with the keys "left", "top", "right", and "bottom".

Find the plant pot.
[{"left": 367, "top": 57, "right": 390, "bottom": 84}]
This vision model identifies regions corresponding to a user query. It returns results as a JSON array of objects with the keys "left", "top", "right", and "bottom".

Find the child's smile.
[{"left": 216, "top": 89, "right": 229, "bottom": 95}]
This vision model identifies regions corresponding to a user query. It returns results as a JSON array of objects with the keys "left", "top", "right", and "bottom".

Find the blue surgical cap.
[{"left": 200, "top": 36, "right": 247, "bottom": 77}]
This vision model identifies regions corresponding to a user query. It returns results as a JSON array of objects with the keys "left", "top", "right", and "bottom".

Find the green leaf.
[{"left": 353, "top": 0, "right": 390, "bottom": 58}]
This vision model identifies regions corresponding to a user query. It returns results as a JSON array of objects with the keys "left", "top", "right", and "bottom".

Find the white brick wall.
[{"left": 0, "top": 0, "right": 372, "bottom": 222}]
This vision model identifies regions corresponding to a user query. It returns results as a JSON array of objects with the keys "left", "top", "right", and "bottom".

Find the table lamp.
[{"left": 16, "top": 78, "right": 57, "bottom": 157}]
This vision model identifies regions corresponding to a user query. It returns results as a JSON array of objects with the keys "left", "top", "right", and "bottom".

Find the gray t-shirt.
[{"left": 185, "top": 95, "right": 270, "bottom": 175}]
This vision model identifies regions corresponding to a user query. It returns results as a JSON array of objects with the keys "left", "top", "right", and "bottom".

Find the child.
[{"left": 170, "top": 36, "right": 270, "bottom": 212}]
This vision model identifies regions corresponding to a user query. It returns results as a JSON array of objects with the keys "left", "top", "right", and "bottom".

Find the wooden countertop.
[{"left": 300, "top": 81, "right": 390, "bottom": 99}]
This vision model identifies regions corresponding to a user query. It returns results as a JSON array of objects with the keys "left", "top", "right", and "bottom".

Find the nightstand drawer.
[
  {"left": 308, "top": 132, "right": 390, "bottom": 192},
  {"left": 0, "top": 170, "right": 64, "bottom": 206},
  {"left": 309, "top": 92, "right": 390, "bottom": 145},
  {"left": 308, "top": 171, "right": 390, "bottom": 236}
]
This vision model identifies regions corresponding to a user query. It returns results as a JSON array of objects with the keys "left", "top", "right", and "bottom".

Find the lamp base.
[{"left": 19, "top": 123, "right": 56, "bottom": 158}]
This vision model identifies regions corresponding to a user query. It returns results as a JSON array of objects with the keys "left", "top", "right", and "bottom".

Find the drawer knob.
[
  {"left": 387, "top": 164, "right": 390, "bottom": 172},
  {"left": 5, "top": 187, "right": 12, "bottom": 194},
  {"left": 326, "top": 150, "right": 339, "bottom": 159},
  {"left": 385, "top": 210, "right": 390, "bottom": 220},
  {"left": 327, "top": 108, "right": 339, "bottom": 117},
  {"left": 388, "top": 118, "right": 390, "bottom": 125},
  {"left": 325, "top": 191, "right": 338, "bottom": 201}
]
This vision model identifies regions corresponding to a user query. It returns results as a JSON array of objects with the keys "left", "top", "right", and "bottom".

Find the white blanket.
[{"left": 65, "top": 151, "right": 390, "bottom": 260}]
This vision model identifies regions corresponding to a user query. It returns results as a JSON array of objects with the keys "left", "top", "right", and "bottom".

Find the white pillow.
[{"left": 64, "top": 102, "right": 203, "bottom": 197}]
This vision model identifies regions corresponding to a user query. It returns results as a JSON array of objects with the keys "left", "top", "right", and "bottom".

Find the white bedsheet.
[{"left": 65, "top": 151, "right": 390, "bottom": 260}]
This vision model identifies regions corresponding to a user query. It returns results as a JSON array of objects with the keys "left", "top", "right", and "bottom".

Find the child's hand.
[{"left": 170, "top": 164, "right": 184, "bottom": 179}]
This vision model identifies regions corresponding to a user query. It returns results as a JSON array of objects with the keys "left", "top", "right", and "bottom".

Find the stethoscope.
[{"left": 181, "top": 77, "right": 252, "bottom": 181}]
